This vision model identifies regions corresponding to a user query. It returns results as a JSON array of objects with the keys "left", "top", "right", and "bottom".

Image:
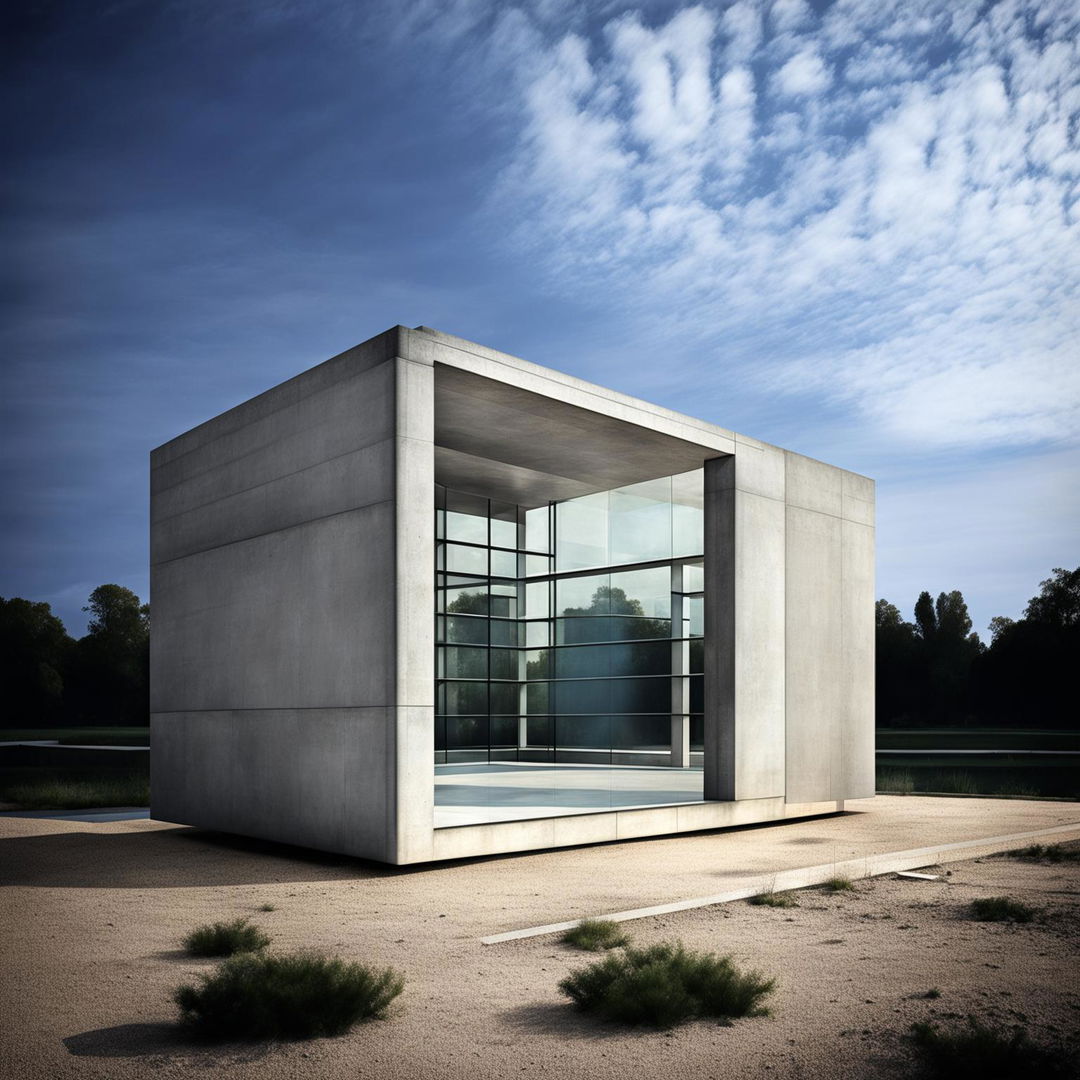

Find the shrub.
[
  {"left": 822, "top": 876, "right": 855, "bottom": 893},
  {"left": 183, "top": 917, "right": 271, "bottom": 957},
  {"left": 1012, "top": 844, "right": 1080, "bottom": 863},
  {"left": 559, "top": 941, "right": 775, "bottom": 1028},
  {"left": 258, "top": 903, "right": 277, "bottom": 912},
  {"left": 968, "top": 897, "right": 1037, "bottom": 923},
  {"left": 560, "top": 918, "right": 629, "bottom": 951},
  {"left": 747, "top": 890, "right": 798, "bottom": 908},
  {"left": 175, "top": 951, "right": 405, "bottom": 1039},
  {"left": 910, "top": 1018, "right": 1072, "bottom": 1079}
]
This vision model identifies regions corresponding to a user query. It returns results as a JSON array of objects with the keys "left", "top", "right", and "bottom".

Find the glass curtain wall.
[{"left": 434, "top": 471, "right": 705, "bottom": 825}]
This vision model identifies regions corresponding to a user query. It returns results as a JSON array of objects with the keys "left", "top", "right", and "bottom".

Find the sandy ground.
[{"left": 1, "top": 796, "right": 1079, "bottom": 1080}]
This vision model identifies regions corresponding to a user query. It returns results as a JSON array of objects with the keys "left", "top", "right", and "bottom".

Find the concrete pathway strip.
[{"left": 480, "top": 820, "right": 1080, "bottom": 945}]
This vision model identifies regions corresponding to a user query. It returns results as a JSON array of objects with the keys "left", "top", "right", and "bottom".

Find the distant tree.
[
  {"left": 913, "top": 591, "right": 936, "bottom": 640},
  {"left": 0, "top": 597, "right": 73, "bottom": 725},
  {"left": 67, "top": 585, "right": 150, "bottom": 726},
  {"left": 874, "top": 600, "right": 919, "bottom": 725},
  {"left": 974, "top": 566, "right": 1079, "bottom": 728},
  {"left": 1023, "top": 567, "right": 1080, "bottom": 627}
]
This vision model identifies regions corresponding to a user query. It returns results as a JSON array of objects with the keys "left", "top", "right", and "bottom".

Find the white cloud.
[
  {"left": 775, "top": 48, "right": 830, "bottom": 96},
  {"left": 482, "top": 0, "right": 1080, "bottom": 451}
]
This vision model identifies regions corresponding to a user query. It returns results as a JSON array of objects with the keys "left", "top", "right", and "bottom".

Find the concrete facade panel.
[
  {"left": 785, "top": 452, "right": 844, "bottom": 517},
  {"left": 842, "top": 519, "right": 876, "bottom": 799},
  {"left": 151, "top": 708, "right": 393, "bottom": 860},
  {"left": 733, "top": 491, "right": 786, "bottom": 800},
  {"left": 152, "top": 361, "right": 396, "bottom": 515},
  {"left": 784, "top": 505, "right": 843, "bottom": 803},
  {"left": 151, "top": 503, "right": 395, "bottom": 712}
]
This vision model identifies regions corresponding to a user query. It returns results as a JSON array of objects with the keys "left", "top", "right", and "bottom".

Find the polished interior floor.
[{"left": 434, "top": 761, "right": 705, "bottom": 828}]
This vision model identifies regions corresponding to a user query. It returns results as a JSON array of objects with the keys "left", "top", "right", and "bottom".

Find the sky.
[{"left": 2, "top": 0, "right": 1078, "bottom": 639}]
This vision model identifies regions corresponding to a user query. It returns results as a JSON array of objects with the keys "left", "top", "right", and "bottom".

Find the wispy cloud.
[{"left": 476, "top": 0, "right": 1080, "bottom": 450}]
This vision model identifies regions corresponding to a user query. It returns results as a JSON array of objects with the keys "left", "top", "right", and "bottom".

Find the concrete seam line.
[{"left": 479, "top": 821, "right": 1080, "bottom": 945}]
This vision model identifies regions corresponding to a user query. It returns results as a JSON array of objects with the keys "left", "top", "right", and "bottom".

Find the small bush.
[
  {"left": 258, "top": 903, "right": 276, "bottom": 912},
  {"left": 1012, "top": 844, "right": 1080, "bottom": 863},
  {"left": 559, "top": 941, "right": 775, "bottom": 1028},
  {"left": 747, "top": 890, "right": 798, "bottom": 908},
  {"left": 560, "top": 918, "right": 629, "bottom": 951},
  {"left": 175, "top": 951, "right": 405, "bottom": 1039},
  {"left": 184, "top": 917, "right": 271, "bottom": 957},
  {"left": 968, "top": 897, "right": 1037, "bottom": 923},
  {"left": 910, "top": 1018, "right": 1072, "bottom": 1079},
  {"left": 922, "top": 987, "right": 942, "bottom": 999},
  {"left": 822, "top": 876, "right": 855, "bottom": 893}
]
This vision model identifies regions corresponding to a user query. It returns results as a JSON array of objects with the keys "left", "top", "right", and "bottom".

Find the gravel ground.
[{"left": 1, "top": 798, "right": 1078, "bottom": 1080}]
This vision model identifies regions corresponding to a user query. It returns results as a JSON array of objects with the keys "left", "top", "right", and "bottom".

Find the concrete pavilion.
[{"left": 150, "top": 326, "right": 875, "bottom": 864}]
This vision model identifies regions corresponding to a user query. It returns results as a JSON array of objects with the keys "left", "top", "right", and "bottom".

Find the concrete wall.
[
  {"left": 706, "top": 444, "right": 874, "bottom": 806},
  {"left": 151, "top": 328, "right": 414, "bottom": 861}
]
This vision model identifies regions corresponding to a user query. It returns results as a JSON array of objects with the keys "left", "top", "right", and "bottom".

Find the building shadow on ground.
[
  {"left": 0, "top": 826, "right": 399, "bottom": 889},
  {"left": 62, "top": 1022, "right": 273, "bottom": 1063}
]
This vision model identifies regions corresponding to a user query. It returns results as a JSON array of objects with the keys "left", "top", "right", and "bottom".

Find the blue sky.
[{"left": 3, "top": 0, "right": 1077, "bottom": 638}]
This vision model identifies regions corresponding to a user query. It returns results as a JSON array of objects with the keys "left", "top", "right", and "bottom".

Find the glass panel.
[
  {"left": 609, "top": 476, "right": 671, "bottom": 565},
  {"left": 525, "top": 648, "right": 551, "bottom": 679},
  {"left": 490, "top": 549, "right": 517, "bottom": 578},
  {"left": 525, "top": 581, "right": 549, "bottom": 619},
  {"left": 682, "top": 560, "right": 704, "bottom": 592},
  {"left": 489, "top": 502, "right": 518, "bottom": 549},
  {"left": 444, "top": 615, "right": 487, "bottom": 645},
  {"left": 445, "top": 716, "right": 488, "bottom": 750},
  {"left": 557, "top": 573, "right": 610, "bottom": 616},
  {"left": 556, "top": 617, "right": 672, "bottom": 644},
  {"left": 672, "top": 469, "right": 704, "bottom": 557},
  {"left": 445, "top": 490, "right": 488, "bottom": 545},
  {"left": 611, "top": 714, "right": 669, "bottom": 750},
  {"left": 524, "top": 554, "right": 551, "bottom": 577},
  {"left": 555, "top": 715, "right": 612, "bottom": 750},
  {"left": 489, "top": 715, "right": 518, "bottom": 748},
  {"left": 489, "top": 682, "right": 519, "bottom": 713},
  {"left": 489, "top": 648, "right": 519, "bottom": 681},
  {"left": 526, "top": 682, "right": 550, "bottom": 713},
  {"left": 526, "top": 715, "right": 553, "bottom": 747},
  {"left": 555, "top": 491, "right": 608, "bottom": 571},
  {"left": 445, "top": 583, "right": 488, "bottom": 615},
  {"left": 689, "top": 674, "right": 703, "bottom": 713},
  {"left": 525, "top": 505, "right": 550, "bottom": 553},
  {"left": 553, "top": 642, "right": 670, "bottom": 680},
  {"left": 525, "top": 621, "right": 549, "bottom": 647},
  {"left": 444, "top": 681, "right": 488, "bottom": 715},
  {"left": 611, "top": 566, "right": 671, "bottom": 619},
  {"left": 687, "top": 596, "right": 704, "bottom": 637},
  {"left": 442, "top": 646, "right": 487, "bottom": 679},
  {"left": 490, "top": 619, "right": 520, "bottom": 647},
  {"left": 688, "top": 637, "right": 704, "bottom": 674},
  {"left": 445, "top": 543, "right": 487, "bottom": 575}
]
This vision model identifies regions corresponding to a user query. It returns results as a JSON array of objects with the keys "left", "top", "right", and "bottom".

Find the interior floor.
[{"left": 434, "top": 761, "right": 705, "bottom": 828}]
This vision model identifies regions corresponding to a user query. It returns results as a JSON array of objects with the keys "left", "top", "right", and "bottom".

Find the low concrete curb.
[{"left": 480, "top": 821, "right": 1080, "bottom": 945}]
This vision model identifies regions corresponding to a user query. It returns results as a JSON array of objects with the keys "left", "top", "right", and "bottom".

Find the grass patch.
[
  {"left": 174, "top": 951, "right": 405, "bottom": 1039},
  {"left": 877, "top": 767, "right": 916, "bottom": 793},
  {"left": 560, "top": 918, "right": 629, "bottom": 951},
  {"left": 968, "top": 897, "right": 1038, "bottom": 923},
  {"left": 1010, "top": 843, "right": 1080, "bottom": 863},
  {"left": 910, "top": 1018, "right": 1072, "bottom": 1079},
  {"left": 2, "top": 774, "right": 149, "bottom": 809},
  {"left": 183, "top": 917, "right": 271, "bottom": 957},
  {"left": 922, "top": 987, "right": 942, "bottom": 999},
  {"left": 747, "top": 890, "right": 799, "bottom": 908},
  {"left": 822, "top": 875, "right": 855, "bottom": 893},
  {"left": 257, "top": 903, "right": 277, "bottom": 913},
  {"left": 558, "top": 941, "right": 775, "bottom": 1028}
]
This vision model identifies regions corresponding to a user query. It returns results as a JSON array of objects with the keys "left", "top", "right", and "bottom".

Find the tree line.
[
  {"left": 877, "top": 566, "right": 1078, "bottom": 728},
  {"left": 0, "top": 585, "right": 149, "bottom": 728},
  {"left": 2, "top": 567, "right": 1076, "bottom": 730}
]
